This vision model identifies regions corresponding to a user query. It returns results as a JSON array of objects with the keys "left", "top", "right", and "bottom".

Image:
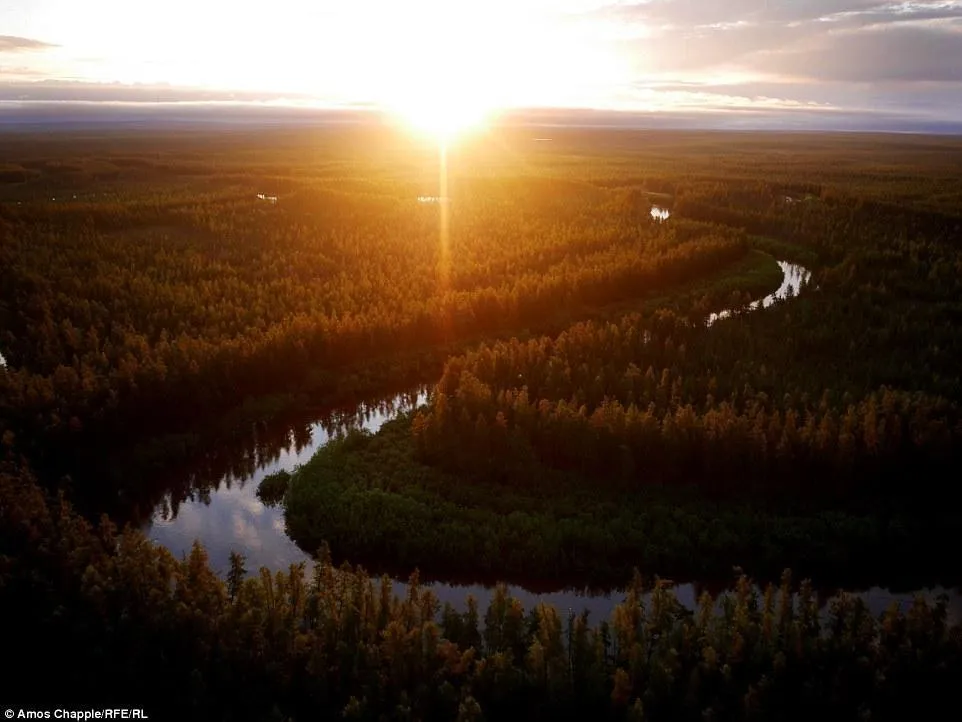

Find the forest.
[
  {"left": 2, "top": 457, "right": 960, "bottom": 721},
  {"left": 0, "top": 129, "right": 772, "bottom": 476},
  {"left": 278, "top": 129, "right": 962, "bottom": 588},
  {"left": 2, "top": 126, "right": 962, "bottom": 718}
]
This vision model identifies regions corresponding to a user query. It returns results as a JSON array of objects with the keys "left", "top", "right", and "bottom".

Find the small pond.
[{"left": 650, "top": 205, "right": 670, "bottom": 222}]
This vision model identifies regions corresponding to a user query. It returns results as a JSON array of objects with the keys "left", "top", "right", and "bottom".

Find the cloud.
[
  {"left": 0, "top": 81, "right": 320, "bottom": 104},
  {"left": 595, "top": 0, "right": 962, "bottom": 126},
  {"left": 603, "top": 1, "right": 962, "bottom": 28},
  {"left": 760, "top": 23, "right": 962, "bottom": 83},
  {"left": 0, "top": 65, "right": 47, "bottom": 80},
  {"left": 3, "top": 2, "right": 961, "bottom": 130},
  {"left": 619, "top": 19, "right": 810, "bottom": 73},
  {"left": 0, "top": 35, "right": 57, "bottom": 53},
  {"left": 502, "top": 105, "right": 962, "bottom": 133},
  {"left": 1, "top": 91, "right": 959, "bottom": 135},
  {"left": 609, "top": 0, "right": 962, "bottom": 75},
  {"left": 650, "top": 76, "right": 960, "bottom": 103}
]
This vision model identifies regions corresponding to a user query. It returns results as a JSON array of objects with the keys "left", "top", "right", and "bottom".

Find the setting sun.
[
  {"left": 7, "top": 0, "right": 962, "bottom": 713},
  {"left": 388, "top": 88, "right": 495, "bottom": 139},
  {"left": 389, "top": 91, "right": 493, "bottom": 139},
  {"left": 373, "top": 3, "right": 510, "bottom": 139}
]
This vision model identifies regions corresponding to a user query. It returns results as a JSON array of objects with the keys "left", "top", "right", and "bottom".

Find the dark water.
[
  {"left": 141, "top": 260, "right": 961, "bottom": 621},
  {"left": 402, "top": 579, "right": 962, "bottom": 626}
]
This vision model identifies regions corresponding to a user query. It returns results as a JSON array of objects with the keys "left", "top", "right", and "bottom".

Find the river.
[
  {"left": 141, "top": 259, "right": 961, "bottom": 622},
  {"left": 146, "top": 389, "right": 429, "bottom": 573},
  {"left": 650, "top": 206, "right": 671, "bottom": 222},
  {"left": 708, "top": 261, "right": 811, "bottom": 325}
]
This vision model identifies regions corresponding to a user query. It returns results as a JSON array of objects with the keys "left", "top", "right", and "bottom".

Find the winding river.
[
  {"left": 708, "top": 261, "right": 810, "bottom": 325},
  {"left": 141, "top": 260, "right": 961, "bottom": 622},
  {"left": 146, "top": 390, "right": 428, "bottom": 573}
]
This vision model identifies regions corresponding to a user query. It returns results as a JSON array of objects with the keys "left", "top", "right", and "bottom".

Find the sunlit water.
[
  {"left": 146, "top": 389, "right": 429, "bottom": 574},
  {"left": 707, "top": 261, "right": 811, "bottom": 326},
  {"left": 650, "top": 205, "right": 671, "bottom": 222},
  {"left": 140, "top": 260, "right": 960, "bottom": 620}
]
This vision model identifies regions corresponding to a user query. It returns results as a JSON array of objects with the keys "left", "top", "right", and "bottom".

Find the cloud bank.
[
  {"left": 0, "top": 35, "right": 56, "bottom": 52},
  {"left": 2, "top": 0, "right": 961, "bottom": 130}
]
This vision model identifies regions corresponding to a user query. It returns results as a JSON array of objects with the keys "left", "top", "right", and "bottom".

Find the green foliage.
[
  {"left": 283, "top": 413, "right": 960, "bottom": 588},
  {"left": 0, "top": 130, "right": 754, "bottom": 467},
  {"left": 3, "top": 459, "right": 960, "bottom": 720},
  {"left": 257, "top": 469, "right": 292, "bottom": 507},
  {"left": 263, "top": 129, "right": 962, "bottom": 589},
  {"left": 4, "top": 126, "right": 962, "bottom": 718}
]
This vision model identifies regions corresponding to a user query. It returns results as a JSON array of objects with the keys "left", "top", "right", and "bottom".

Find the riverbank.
[
  {"left": 282, "top": 415, "right": 962, "bottom": 592},
  {"left": 275, "top": 253, "right": 961, "bottom": 594},
  {"left": 5, "top": 457, "right": 960, "bottom": 720},
  {"left": 131, "top": 251, "right": 789, "bottom": 579},
  {"left": 81, "top": 247, "right": 784, "bottom": 506},
  {"left": 94, "top": 251, "right": 958, "bottom": 611}
]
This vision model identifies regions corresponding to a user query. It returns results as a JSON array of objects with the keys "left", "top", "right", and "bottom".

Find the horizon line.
[{"left": 0, "top": 101, "right": 960, "bottom": 136}]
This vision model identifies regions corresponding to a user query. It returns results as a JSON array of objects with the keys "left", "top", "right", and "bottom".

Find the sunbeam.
[{"left": 438, "top": 140, "right": 451, "bottom": 299}]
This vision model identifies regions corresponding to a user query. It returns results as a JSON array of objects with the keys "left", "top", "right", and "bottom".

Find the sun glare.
[
  {"left": 382, "top": 60, "right": 500, "bottom": 141},
  {"left": 390, "top": 93, "right": 493, "bottom": 140},
  {"left": 372, "top": 3, "right": 512, "bottom": 140}
]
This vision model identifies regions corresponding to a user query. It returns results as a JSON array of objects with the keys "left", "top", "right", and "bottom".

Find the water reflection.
[
  {"left": 707, "top": 261, "right": 811, "bottom": 326},
  {"left": 138, "top": 256, "right": 959, "bottom": 620},
  {"left": 143, "top": 258, "right": 810, "bottom": 576},
  {"left": 650, "top": 205, "right": 671, "bottom": 222},
  {"left": 393, "top": 579, "right": 962, "bottom": 627},
  {"left": 144, "top": 388, "right": 429, "bottom": 572}
]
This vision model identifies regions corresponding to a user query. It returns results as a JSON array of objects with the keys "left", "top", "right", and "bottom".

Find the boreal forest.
[{"left": 2, "top": 126, "right": 961, "bottom": 720}]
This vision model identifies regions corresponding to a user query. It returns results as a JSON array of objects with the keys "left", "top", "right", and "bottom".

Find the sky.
[{"left": 2, "top": 0, "right": 962, "bottom": 129}]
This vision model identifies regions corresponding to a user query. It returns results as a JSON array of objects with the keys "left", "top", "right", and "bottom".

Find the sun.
[
  {"left": 381, "top": 53, "right": 501, "bottom": 140},
  {"left": 373, "top": 5, "right": 507, "bottom": 141},
  {"left": 389, "top": 92, "right": 494, "bottom": 140}
]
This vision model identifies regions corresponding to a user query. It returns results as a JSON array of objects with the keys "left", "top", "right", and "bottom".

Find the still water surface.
[
  {"left": 650, "top": 205, "right": 671, "bottom": 222},
  {"left": 142, "top": 260, "right": 960, "bottom": 621},
  {"left": 147, "top": 390, "right": 428, "bottom": 573},
  {"left": 708, "top": 261, "right": 811, "bottom": 326}
]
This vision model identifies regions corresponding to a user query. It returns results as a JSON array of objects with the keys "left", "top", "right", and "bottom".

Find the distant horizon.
[
  {"left": 4, "top": 1, "right": 962, "bottom": 135},
  {"left": 1, "top": 99, "right": 961, "bottom": 136}
]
